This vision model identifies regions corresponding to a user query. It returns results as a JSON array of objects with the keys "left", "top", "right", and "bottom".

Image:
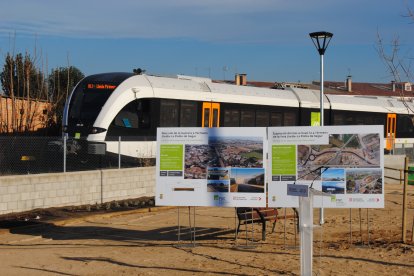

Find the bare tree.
[
  {"left": 48, "top": 65, "right": 84, "bottom": 133},
  {"left": 0, "top": 35, "right": 85, "bottom": 135},
  {"left": 0, "top": 51, "right": 50, "bottom": 133},
  {"left": 376, "top": 2, "right": 414, "bottom": 113}
]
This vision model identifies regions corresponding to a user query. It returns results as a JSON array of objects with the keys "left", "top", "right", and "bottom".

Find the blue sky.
[
  {"left": 0, "top": 0, "right": 413, "bottom": 83},
  {"left": 322, "top": 168, "right": 345, "bottom": 180}
]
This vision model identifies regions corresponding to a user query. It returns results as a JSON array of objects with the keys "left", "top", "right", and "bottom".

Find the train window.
[
  {"left": 256, "top": 111, "right": 269, "bottom": 127},
  {"left": 240, "top": 110, "right": 255, "bottom": 127},
  {"left": 212, "top": 108, "right": 219, "bottom": 127},
  {"left": 270, "top": 112, "right": 283, "bottom": 126},
  {"left": 203, "top": 108, "right": 210, "bottom": 127},
  {"left": 223, "top": 110, "right": 230, "bottom": 126},
  {"left": 110, "top": 99, "right": 151, "bottom": 130},
  {"left": 180, "top": 101, "right": 197, "bottom": 127},
  {"left": 333, "top": 113, "right": 345, "bottom": 125},
  {"left": 113, "top": 103, "right": 139, "bottom": 128},
  {"left": 398, "top": 115, "right": 414, "bottom": 133},
  {"left": 160, "top": 99, "right": 179, "bottom": 127},
  {"left": 356, "top": 116, "right": 364, "bottom": 125},
  {"left": 374, "top": 117, "right": 384, "bottom": 125},
  {"left": 138, "top": 99, "right": 151, "bottom": 129},
  {"left": 364, "top": 116, "right": 374, "bottom": 125},
  {"left": 345, "top": 114, "right": 354, "bottom": 125},
  {"left": 223, "top": 109, "right": 240, "bottom": 126},
  {"left": 284, "top": 112, "right": 296, "bottom": 126}
]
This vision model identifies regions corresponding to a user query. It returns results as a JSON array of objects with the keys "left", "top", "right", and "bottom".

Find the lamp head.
[{"left": 309, "top": 31, "right": 333, "bottom": 55}]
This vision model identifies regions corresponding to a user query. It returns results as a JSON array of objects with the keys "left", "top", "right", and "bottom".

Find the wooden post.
[
  {"left": 411, "top": 215, "right": 414, "bottom": 242},
  {"left": 402, "top": 156, "right": 409, "bottom": 243}
]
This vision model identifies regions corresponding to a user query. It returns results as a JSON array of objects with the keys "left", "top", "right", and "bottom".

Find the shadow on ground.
[{"left": 6, "top": 222, "right": 235, "bottom": 243}]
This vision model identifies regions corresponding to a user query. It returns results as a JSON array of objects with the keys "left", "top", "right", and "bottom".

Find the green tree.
[{"left": 48, "top": 66, "right": 84, "bottom": 131}]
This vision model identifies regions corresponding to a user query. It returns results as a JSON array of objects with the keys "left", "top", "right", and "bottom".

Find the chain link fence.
[
  {"left": 1, "top": 137, "right": 414, "bottom": 176},
  {"left": 394, "top": 142, "right": 414, "bottom": 162},
  {"left": 0, "top": 136, "right": 155, "bottom": 176}
]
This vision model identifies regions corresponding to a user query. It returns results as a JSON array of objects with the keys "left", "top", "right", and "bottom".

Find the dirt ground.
[{"left": 0, "top": 184, "right": 413, "bottom": 276}]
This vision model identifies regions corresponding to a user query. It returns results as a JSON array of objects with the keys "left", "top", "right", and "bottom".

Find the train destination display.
[
  {"left": 156, "top": 127, "right": 267, "bottom": 207},
  {"left": 268, "top": 125, "right": 384, "bottom": 208}
]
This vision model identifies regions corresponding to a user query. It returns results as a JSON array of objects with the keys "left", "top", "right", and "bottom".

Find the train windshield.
[
  {"left": 68, "top": 83, "right": 117, "bottom": 126},
  {"left": 67, "top": 73, "right": 133, "bottom": 131}
]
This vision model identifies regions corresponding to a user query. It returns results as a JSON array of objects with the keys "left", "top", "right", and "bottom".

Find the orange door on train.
[
  {"left": 202, "top": 102, "right": 220, "bottom": 128},
  {"left": 386, "top": 113, "right": 396, "bottom": 151}
]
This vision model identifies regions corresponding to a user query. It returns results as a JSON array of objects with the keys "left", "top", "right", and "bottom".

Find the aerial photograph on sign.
[
  {"left": 346, "top": 168, "right": 383, "bottom": 194},
  {"left": 184, "top": 144, "right": 211, "bottom": 179},
  {"left": 230, "top": 168, "right": 265, "bottom": 193},
  {"left": 297, "top": 133, "right": 381, "bottom": 179},
  {"left": 208, "top": 136, "right": 263, "bottom": 168}
]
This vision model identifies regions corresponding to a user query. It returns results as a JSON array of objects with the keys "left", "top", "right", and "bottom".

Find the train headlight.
[{"left": 90, "top": 127, "right": 106, "bottom": 134}]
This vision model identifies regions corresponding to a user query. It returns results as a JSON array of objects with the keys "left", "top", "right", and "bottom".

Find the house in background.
[
  {"left": 230, "top": 73, "right": 414, "bottom": 98},
  {"left": 0, "top": 96, "right": 52, "bottom": 134}
]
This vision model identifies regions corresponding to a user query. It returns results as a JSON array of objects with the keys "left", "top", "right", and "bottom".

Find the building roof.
[
  {"left": 321, "top": 80, "right": 414, "bottom": 97},
  {"left": 222, "top": 76, "right": 414, "bottom": 98}
]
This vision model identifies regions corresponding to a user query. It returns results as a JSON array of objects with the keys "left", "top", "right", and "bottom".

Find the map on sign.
[{"left": 297, "top": 133, "right": 381, "bottom": 180}]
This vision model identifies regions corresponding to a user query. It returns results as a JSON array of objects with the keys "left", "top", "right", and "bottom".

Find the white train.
[{"left": 62, "top": 72, "right": 414, "bottom": 163}]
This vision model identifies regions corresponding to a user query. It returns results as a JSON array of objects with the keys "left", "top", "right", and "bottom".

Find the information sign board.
[
  {"left": 268, "top": 125, "right": 384, "bottom": 208},
  {"left": 156, "top": 127, "right": 267, "bottom": 207}
]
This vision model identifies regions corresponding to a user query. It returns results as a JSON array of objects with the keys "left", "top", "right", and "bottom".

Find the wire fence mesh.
[
  {"left": 394, "top": 142, "right": 414, "bottom": 161},
  {"left": 0, "top": 136, "right": 155, "bottom": 176},
  {"left": 1, "top": 137, "right": 413, "bottom": 176}
]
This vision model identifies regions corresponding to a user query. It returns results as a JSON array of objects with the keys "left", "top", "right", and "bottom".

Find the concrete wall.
[
  {"left": 0, "top": 155, "right": 407, "bottom": 215},
  {"left": 0, "top": 167, "right": 156, "bottom": 215},
  {"left": 384, "top": 155, "right": 407, "bottom": 185}
]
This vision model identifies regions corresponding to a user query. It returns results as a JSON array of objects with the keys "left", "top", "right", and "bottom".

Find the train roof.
[
  {"left": 84, "top": 72, "right": 134, "bottom": 83},
  {"left": 147, "top": 74, "right": 414, "bottom": 114},
  {"left": 325, "top": 94, "right": 408, "bottom": 113},
  {"left": 144, "top": 74, "right": 299, "bottom": 107},
  {"left": 87, "top": 72, "right": 414, "bottom": 115}
]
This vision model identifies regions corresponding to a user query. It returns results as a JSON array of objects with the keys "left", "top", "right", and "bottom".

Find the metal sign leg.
[
  {"left": 283, "top": 208, "right": 287, "bottom": 248},
  {"left": 177, "top": 207, "right": 181, "bottom": 243},
  {"left": 176, "top": 206, "right": 197, "bottom": 247},
  {"left": 349, "top": 208, "right": 353, "bottom": 246},
  {"left": 367, "top": 208, "right": 370, "bottom": 247}
]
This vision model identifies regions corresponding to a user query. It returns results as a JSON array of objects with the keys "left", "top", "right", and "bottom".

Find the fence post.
[
  {"left": 402, "top": 156, "right": 409, "bottom": 243},
  {"left": 118, "top": 136, "right": 121, "bottom": 169},
  {"left": 412, "top": 215, "right": 414, "bottom": 242},
  {"left": 100, "top": 169, "right": 103, "bottom": 204},
  {"left": 63, "top": 136, "right": 67, "bottom": 173}
]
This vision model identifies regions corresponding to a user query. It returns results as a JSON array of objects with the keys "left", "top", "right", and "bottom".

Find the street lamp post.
[
  {"left": 309, "top": 31, "right": 333, "bottom": 224},
  {"left": 309, "top": 31, "right": 333, "bottom": 126}
]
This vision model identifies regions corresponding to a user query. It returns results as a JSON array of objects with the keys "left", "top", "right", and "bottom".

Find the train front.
[{"left": 56, "top": 73, "right": 134, "bottom": 160}]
